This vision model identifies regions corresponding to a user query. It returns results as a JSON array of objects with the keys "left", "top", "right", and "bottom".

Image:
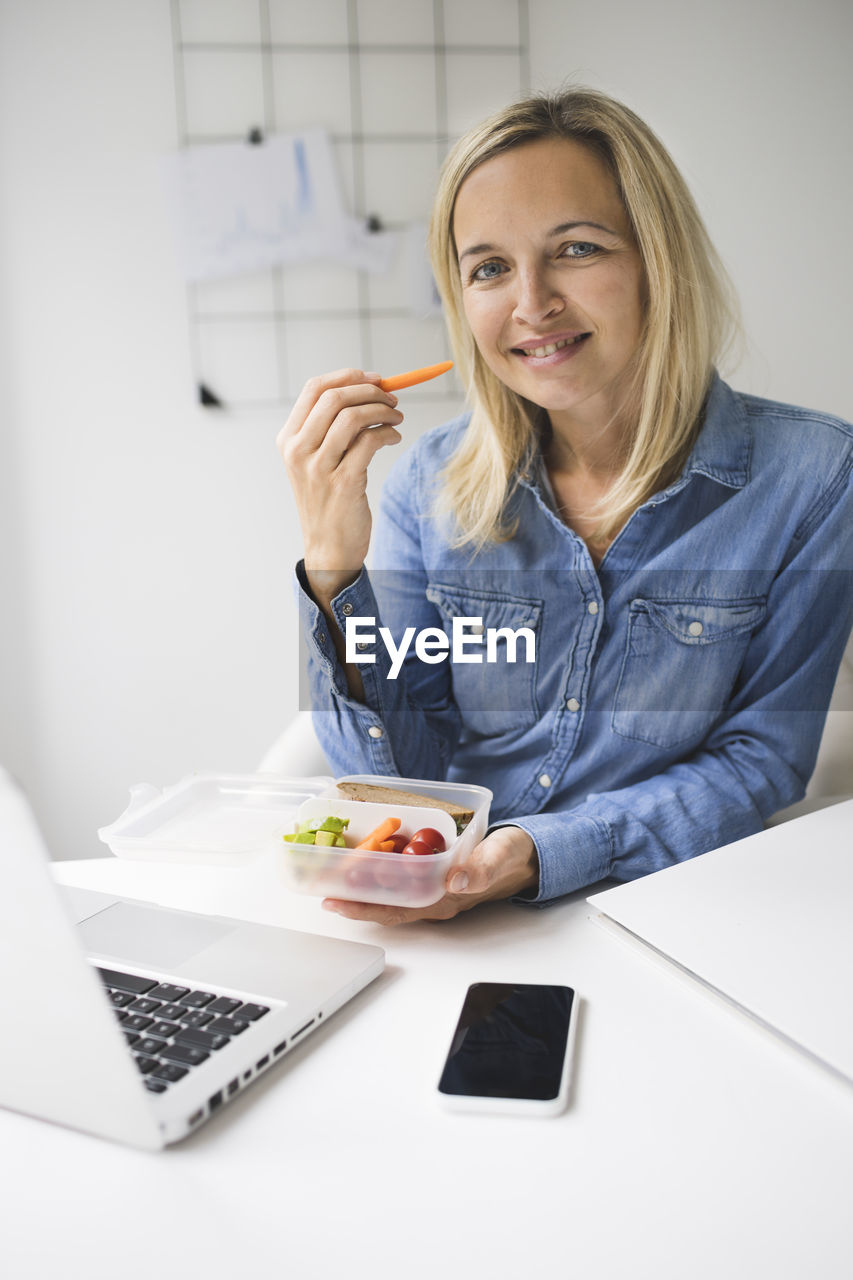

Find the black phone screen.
[{"left": 437, "top": 982, "right": 575, "bottom": 1101}]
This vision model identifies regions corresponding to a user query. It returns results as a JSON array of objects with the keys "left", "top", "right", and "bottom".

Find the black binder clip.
[
  {"left": 247, "top": 126, "right": 264, "bottom": 145},
  {"left": 198, "top": 382, "right": 224, "bottom": 408}
]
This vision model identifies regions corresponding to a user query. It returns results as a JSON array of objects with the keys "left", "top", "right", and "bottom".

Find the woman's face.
[{"left": 452, "top": 136, "right": 646, "bottom": 435}]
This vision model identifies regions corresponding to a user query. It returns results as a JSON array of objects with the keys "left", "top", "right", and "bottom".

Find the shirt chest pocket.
[
  {"left": 425, "top": 584, "right": 543, "bottom": 738},
  {"left": 612, "top": 597, "right": 767, "bottom": 750}
]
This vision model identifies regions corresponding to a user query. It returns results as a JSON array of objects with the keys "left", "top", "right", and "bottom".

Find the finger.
[
  {"left": 278, "top": 369, "right": 385, "bottom": 445},
  {"left": 321, "top": 898, "right": 427, "bottom": 926},
  {"left": 446, "top": 828, "right": 539, "bottom": 902},
  {"left": 287, "top": 387, "right": 401, "bottom": 468},
  {"left": 318, "top": 401, "right": 404, "bottom": 471},
  {"left": 445, "top": 843, "right": 500, "bottom": 897},
  {"left": 279, "top": 398, "right": 400, "bottom": 492},
  {"left": 321, "top": 892, "right": 466, "bottom": 925},
  {"left": 331, "top": 420, "right": 403, "bottom": 479}
]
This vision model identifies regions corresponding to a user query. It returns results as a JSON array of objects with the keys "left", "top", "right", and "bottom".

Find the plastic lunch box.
[{"left": 98, "top": 773, "right": 493, "bottom": 909}]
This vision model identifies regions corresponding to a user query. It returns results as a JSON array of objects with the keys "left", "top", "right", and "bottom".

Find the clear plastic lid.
[
  {"left": 99, "top": 771, "right": 493, "bottom": 870},
  {"left": 98, "top": 773, "right": 335, "bottom": 866}
]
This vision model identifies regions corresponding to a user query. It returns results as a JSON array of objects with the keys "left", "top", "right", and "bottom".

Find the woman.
[{"left": 277, "top": 88, "right": 853, "bottom": 924}]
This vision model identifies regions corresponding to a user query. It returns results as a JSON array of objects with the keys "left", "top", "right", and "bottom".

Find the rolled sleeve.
[
  {"left": 493, "top": 812, "right": 614, "bottom": 905},
  {"left": 293, "top": 559, "right": 462, "bottom": 779},
  {"left": 294, "top": 562, "right": 400, "bottom": 774}
]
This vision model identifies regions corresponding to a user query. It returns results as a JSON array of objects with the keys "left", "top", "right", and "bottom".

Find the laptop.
[
  {"left": 587, "top": 800, "right": 853, "bottom": 1086},
  {"left": 0, "top": 769, "right": 385, "bottom": 1149}
]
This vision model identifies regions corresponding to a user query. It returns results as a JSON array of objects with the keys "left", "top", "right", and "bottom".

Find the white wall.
[
  {"left": 529, "top": 0, "right": 853, "bottom": 416},
  {"left": 0, "top": 1, "right": 306, "bottom": 858},
  {"left": 2, "top": 0, "right": 851, "bottom": 860}
]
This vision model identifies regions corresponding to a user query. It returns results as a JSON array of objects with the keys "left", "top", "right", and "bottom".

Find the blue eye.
[
  {"left": 471, "top": 260, "right": 505, "bottom": 282},
  {"left": 564, "top": 242, "right": 599, "bottom": 259}
]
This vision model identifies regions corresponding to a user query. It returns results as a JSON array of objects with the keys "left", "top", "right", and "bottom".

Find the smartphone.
[{"left": 437, "top": 982, "right": 577, "bottom": 1117}]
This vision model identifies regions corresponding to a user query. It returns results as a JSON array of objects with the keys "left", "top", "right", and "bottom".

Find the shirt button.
[
  {"left": 538, "top": 774, "right": 552, "bottom": 788},
  {"left": 470, "top": 622, "right": 484, "bottom": 634},
  {"left": 688, "top": 621, "right": 704, "bottom": 636},
  {"left": 367, "top": 726, "right": 384, "bottom": 739},
  {"left": 566, "top": 698, "right": 580, "bottom": 712},
  {"left": 341, "top": 602, "right": 354, "bottom": 616},
  {"left": 587, "top": 601, "right": 599, "bottom": 615},
  {"left": 356, "top": 641, "right": 369, "bottom": 651},
  {"left": 317, "top": 633, "right": 327, "bottom": 645}
]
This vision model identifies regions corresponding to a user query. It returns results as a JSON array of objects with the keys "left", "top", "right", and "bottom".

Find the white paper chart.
[{"left": 168, "top": 0, "right": 530, "bottom": 411}]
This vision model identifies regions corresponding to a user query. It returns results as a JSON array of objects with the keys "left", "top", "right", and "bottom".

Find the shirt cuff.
[
  {"left": 294, "top": 561, "right": 373, "bottom": 701},
  {"left": 292, "top": 561, "right": 402, "bottom": 775},
  {"left": 491, "top": 812, "right": 614, "bottom": 905}
]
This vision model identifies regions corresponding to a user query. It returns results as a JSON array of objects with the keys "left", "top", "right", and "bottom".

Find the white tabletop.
[{"left": 2, "top": 842, "right": 851, "bottom": 1280}]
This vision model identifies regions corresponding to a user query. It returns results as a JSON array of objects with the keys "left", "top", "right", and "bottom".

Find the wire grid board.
[{"left": 170, "top": 0, "right": 530, "bottom": 412}]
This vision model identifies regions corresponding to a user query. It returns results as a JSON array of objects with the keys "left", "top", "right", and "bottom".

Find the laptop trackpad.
[{"left": 78, "top": 901, "right": 237, "bottom": 970}]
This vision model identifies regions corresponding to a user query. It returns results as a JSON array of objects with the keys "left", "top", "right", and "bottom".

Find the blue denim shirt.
[{"left": 295, "top": 374, "right": 853, "bottom": 903}]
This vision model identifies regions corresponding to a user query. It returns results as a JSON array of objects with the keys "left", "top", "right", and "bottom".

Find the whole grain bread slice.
[{"left": 335, "top": 781, "right": 474, "bottom": 826}]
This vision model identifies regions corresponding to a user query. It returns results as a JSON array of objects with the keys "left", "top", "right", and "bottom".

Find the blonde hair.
[{"left": 428, "top": 87, "right": 741, "bottom": 550}]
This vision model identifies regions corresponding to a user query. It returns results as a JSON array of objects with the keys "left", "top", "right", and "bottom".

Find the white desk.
[{"left": 2, "top": 829, "right": 851, "bottom": 1280}]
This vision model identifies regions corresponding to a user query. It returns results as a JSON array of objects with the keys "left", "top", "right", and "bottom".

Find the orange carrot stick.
[
  {"left": 377, "top": 839, "right": 398, "bottom": 852},
  {"left": 378, "top": 361, "right": 453, "bottom": 392},
  {"left": 355, "top": 816, "right": 401, "bottom": 850}
]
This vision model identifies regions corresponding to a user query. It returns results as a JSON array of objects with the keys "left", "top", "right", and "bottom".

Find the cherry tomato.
[
  {"left": 374, "top": 857, "right": 402, "bottom": 889},
  {"left": 410, "top": 827, "right": 446, "bottom": 853},
  {"left": 401, "top": 838, "right": 436, "bottom": 857},
  {"left": 384, "top": 833, "right": 409, "bottom": 854},
  {"left": 344, "top": 865, "right": 376, "bottom": 890}
]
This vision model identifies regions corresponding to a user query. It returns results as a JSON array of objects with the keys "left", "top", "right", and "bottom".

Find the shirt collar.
[
  {"left": 521, "top": 370, "right": 751, "bottom": 507},
  {"left": 680, "top": 371, "right": 751, "bottom": 490}
]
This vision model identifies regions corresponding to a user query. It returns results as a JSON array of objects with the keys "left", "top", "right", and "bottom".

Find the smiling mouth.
[{"left": 513, "top": 334, "right": 590, "bottom": 358}]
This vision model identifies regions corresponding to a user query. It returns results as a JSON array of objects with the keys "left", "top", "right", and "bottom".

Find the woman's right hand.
[{"left": 276, "top": 369, "right": 404, "bottom": 598}]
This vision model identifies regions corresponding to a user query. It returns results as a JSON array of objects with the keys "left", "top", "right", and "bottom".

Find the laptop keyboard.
[{"left": 96, "top": 967, "right": 270, "bottom": 1094}]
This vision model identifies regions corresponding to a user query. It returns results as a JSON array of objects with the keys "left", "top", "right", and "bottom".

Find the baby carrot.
[
  {"left": 355, "top": 816, "right": 402, "bottom": 850},
  {"left": 378, "top": 360, "right": 453, "bottom": 392}
]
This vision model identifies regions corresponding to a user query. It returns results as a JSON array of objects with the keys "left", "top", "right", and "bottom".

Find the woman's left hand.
[{"left": 321, "top": 826, "right": 539, "bottom": 925}]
